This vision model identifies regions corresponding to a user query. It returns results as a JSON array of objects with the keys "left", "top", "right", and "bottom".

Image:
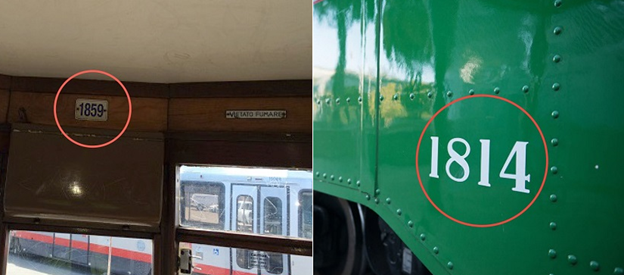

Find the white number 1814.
[{"left": 429, "top": 137, "right": 530, "bottom": 194}]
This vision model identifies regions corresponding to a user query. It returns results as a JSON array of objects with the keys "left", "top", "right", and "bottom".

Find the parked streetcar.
[{"left": 9, "top": 166, "right": 313, "bottom": 275}]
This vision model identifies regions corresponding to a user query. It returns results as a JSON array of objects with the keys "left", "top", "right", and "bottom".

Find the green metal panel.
[{"left": 314, "top": 0, "right": 624, "bottom": 274}]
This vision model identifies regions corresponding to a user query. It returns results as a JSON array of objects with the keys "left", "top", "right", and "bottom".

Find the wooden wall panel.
[
  {"left": 0, "top": 90, "right": 8, "bottom": 123},
  {"left": 168, "top": 97, "right": 311, "bottom": 133},
  {"left": 8, "top": 92, "right": 167, "bottom": 131}
]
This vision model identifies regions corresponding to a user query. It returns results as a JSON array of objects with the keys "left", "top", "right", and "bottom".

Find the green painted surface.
[{"left": 314, "top": 0, "right": 624, "bottom": 274}]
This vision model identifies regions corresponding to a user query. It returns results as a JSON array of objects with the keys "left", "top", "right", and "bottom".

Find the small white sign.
[
  {"left": 225, "top": 110, "right": 286, "bottom": 119},
  {"left": 75, "top": 99, "right": 108, "bottom": 121}
]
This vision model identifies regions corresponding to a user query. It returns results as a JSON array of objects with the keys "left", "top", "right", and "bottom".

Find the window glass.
[
  {"left": 181, "top": 181, "right": 225, "bottom": 230},
  {"left": 178, "top": 165, "right": 313, "bottom": 240},
  {"left": 7, "top": 230, "right": 152, "bottom": 275},
  {"left": 263, "top": 197, "right": 284, "bottom": 273},
  {"left": 236, "top": 195, "right": 254, "bottom": 233},
  {"left": 180, "top": 242, "right": 312, "bottom": 275},
  {"left": 299, "top": 191, "right": 313, "bottom": 239},
  {"left": 263, "top": 197, "right": 282, "bottom": 235}
]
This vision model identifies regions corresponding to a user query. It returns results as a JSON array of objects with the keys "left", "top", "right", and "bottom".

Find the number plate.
[{"left": 75, "top": 99, "right": 108, "bottom": 121}]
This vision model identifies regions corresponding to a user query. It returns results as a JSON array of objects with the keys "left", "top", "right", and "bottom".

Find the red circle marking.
[
  {"left": 53, "top": 70, "right": 132, "bottom": 149},
  {"left": 415, "top": 94, "right": 548, "bottom": 227}
]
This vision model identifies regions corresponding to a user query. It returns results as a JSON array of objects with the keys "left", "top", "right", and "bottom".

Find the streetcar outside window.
[
  {"left": 176, "top": 165, "right": 312, "bottom": 274},
  {"left": 7, "top": 230, "right": 153, "bottom": 275}
]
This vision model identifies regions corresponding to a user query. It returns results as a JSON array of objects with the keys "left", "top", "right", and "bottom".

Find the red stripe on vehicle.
[
  {"left": 193, "top": 263, "right": 231, "bottom": 275},
  {"left": 232, "top": 270, "right": 257, "bottom": 275},
  {"left": 15, "top": 231, "right": 53, "bottom": 244},
  {"left": 72, "top": 239, "right": 88, "bottom": 250},
  {"left": 14, "top": 231, "right": 152, "bottom": 263},
  {"left": 313, "top": 0, "right": 325, "bottom": 4}
]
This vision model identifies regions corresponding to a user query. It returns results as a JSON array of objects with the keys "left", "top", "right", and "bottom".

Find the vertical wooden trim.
[
  {"left": 0, "top": 224, "right": 7, "bottom": 275},
  {"left": 162, "top": 162, "right": 178, "bottom": 275}
]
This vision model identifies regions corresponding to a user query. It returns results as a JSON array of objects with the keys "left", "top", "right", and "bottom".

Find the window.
[
  {"left": 181, "top": 243, "right": 309, "bottom": 275},
  {"left": 176, "top": 165, "right": 312, "bottom": 275},
  {"left": 7, "top": 230, "right": 153, "bottom": 275},
  {"left": 181, "top": 182, "right": 226, "bottom": 230},
  {"left": 264, "top": 197, "right": 284, "bottom": 273},
  {"left": 236, "top": 195, "right": 254, "bottom": 233},
  {"left": 263, "top": 197, "right": 282, "bottom": 235}
]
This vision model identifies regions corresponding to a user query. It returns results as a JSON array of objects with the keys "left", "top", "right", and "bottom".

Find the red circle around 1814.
[
  {"left": 53, "top": 70, "right": 132, "bottom": 149},
  {"left": 415, "top": 94, "right": 549, "bottom": 227}
]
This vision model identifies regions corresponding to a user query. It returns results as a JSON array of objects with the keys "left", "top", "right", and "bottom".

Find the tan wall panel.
[
  {"left": 8, "top": 92, "right": 167, "bottom": 131},
  {"left": 168, "top": 97, "right": 312, "bottom": 133},
  {"left": 0, "top": 90, "right": 9, "bottom": 123}
]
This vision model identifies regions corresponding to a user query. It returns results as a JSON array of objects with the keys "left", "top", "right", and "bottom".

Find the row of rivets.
[
  {"left": 315, "top": 97, "right": 365, "bottom": 105},
  {"left": 549, "top": 2, "right": 561, "bottom": 275},
  {"left": 315, "top": 172, "right": 361, "bottom": 187},
  {"left": 417, "top": 231, "right": 452, "bottom": 270}
]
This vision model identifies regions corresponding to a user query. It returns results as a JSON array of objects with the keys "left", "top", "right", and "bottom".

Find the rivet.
[
  {"left": 494, "top": 87, "right": 500, "bottom": 94},
  {"left": 356, "top": 180, "right": 361, "bottom": 187},
  {"left": 433, "top": 246, "right": 439, "bottom": 254},
  {"left": 420, "top": 233, "right": 426, "bottom": 241},
  {"left": 374, "top": 198, "right": 379, "bottom": 204},
  {"left": 595, "top": 165, "right": 599, "bottom": 170},
  {"left": 34, "top": 218, "right": 41, "bottom": 225},
  {"left": 522, "top": 85, "right": 530, "bottom": 93},
  {"left": 553, "top": 55, "right": 562, "bottom": 63},
  {"left": 380, "top": 95, "right": 384, "bottom": 101},
  {"left": 386, "top": 197, "right": 391, "bottom": 204},
  {"left": 550, "top": 166, "right": 558, "bottom": 174},
  {"left": 552, "top": 111, "right": 559, "bottom": 118},
  {"left": 325, "top": 98, "right": 331, "bottom": 105},
  {"left": 549, "top": 222, "right": 557, "bottom": 230},
  {"left": 447, "top": 262, "right": 454, "bottom": 270},
  {"left": 393, "top": 94, "right": 399, "bottom": 100},
  {"left": 330, "top": 175, "right": 335, "bottom": 180},
  {"left": 335, "top": 98, "right": 340, "bottom": 104},
  {"left": 409, "top": 93, "right": 415, "bottom": 100},
  {"left": 550, "top": 194, "right": 558, "bottom": 202},
  {"left": 553, "top": 27, "right": 563, "bottom": 35},
  {"left": 396, "top": 209, "right": 402, "bottom": 215},
  {"left": 408, "top": 221, "right": 414, "bottom": 227},
  {"left": 338, "top": 176, "right": 343, "bottom": 182},
  {"left": 552, "top": 83, "right": 561, "bottom": 91},
  {"left": 590, "top": 261, "right": 599, "bottom": 271},
  {"left": 375, "top": 189, "right": 381, "bottom": 195},
  {"left": 568, "top": 255, "right": 577, "bottom": 265},
  {"left": 614, "top": 267, "right": 624, "bottom": 274},
  {"left": 551, "top": 138, "right": 559, "bottom": 146},
  {"left": 548, "top": 249, "right": 557, "bottom": 258},
  {"left": 427, "top": 92, "right": 433, "bottom": 98},
  {"left": 446, "top": 91, "right": 453, "bottom": 97},
  {"left": 469, "top": 89, "right": 475, "bottom": 95},
  {"left": 323, "top": 173, "right": 327, "bottom": 178},
  {"left": 346, "top": 97, "right": 351, "bottom": 103},
  {"left": 315, "top": 172, "right": 320, "bottom": 177},
  {"left": 554, "top": 0, "right": 562, "bottom": 7},
  {"left": 358, "top": 97, "right": 363, "bottom": 103},
  {"left": 316, "top": 99, "right": 321, "bottom": 104},
  {"left": 347, "top": 178, "right": 352, "bottom": 184},
  {"left": 365, "top": 194, "right": 370, "bottom": 200}
]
